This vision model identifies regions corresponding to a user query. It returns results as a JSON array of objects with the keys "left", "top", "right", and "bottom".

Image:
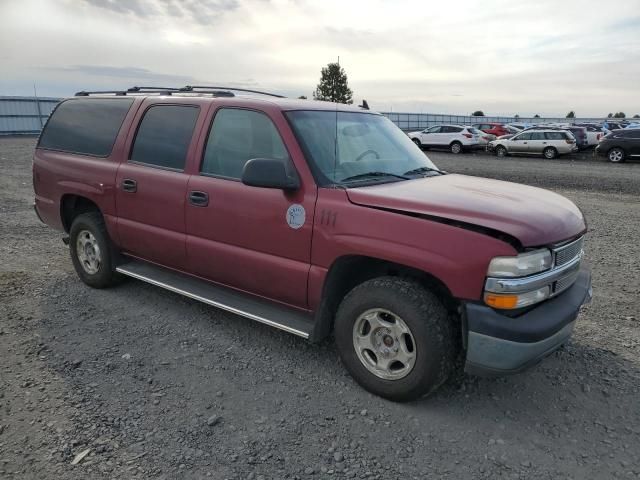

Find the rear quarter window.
[{"left": 38, "top": 98, "right": 134, "bottom": 156}]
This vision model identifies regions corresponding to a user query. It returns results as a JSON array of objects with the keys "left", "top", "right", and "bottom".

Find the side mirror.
[{"left": 241, "top": 158, "right": 299, "bottom": 190}]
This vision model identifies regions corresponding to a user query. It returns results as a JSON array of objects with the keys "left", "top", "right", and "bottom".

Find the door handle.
[
  {"left": 188, "top": 191, "right": 209, "bottom": 207},
  {"left": 122, "top": 179, "right": 137, "bottom": 193}
]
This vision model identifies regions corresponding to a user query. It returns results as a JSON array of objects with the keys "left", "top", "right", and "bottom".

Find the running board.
[{"left": 116, "top": 260, "right": 314, "bottom": 338}]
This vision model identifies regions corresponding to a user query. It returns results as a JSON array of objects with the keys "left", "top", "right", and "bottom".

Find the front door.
[
  {"left": 509, "top": 132, "right": 531, "bottom": 153},
  {"left": 115, "top": 102, "right": 201, "bottom": 269},
  {"left": 185, "top": 107, "right": 316, "bottom": 309},
  {"left": 420, "top": 126, "right": 441, "bottom": 146}
]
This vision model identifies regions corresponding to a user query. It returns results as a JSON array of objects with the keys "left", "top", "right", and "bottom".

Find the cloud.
[{"left": 81, "top": 0, "right": 239, "bottom": 24}]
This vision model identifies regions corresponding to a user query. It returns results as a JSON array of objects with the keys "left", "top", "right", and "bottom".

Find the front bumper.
[{"left": 464, "top": 264, "right": 592, "bottom": 376}]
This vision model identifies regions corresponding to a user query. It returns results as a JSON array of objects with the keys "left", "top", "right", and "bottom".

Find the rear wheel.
[
  {"left": 450, "top": 142, "right": 463, "bottom": 154},
  {"left": 69, "top": 212, "right": 122, "bottom": 288},
  {"left": 412, "top": 138, "right": 422, "bottom": 149},
  {"left": 495, "top": 145, "right": 507, "bottom": 157},
  {"left": 543, "top": 147, "right": 558, "bottom": 159},
  {"left": 334, "top": 277, "right": 455, "bottom": 402},
  {"left": 608, "top": 147, "right": 625, "bottom": 163}
]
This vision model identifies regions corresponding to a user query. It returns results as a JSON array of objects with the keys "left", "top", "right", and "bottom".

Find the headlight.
[{"left": 487, "top": 249, "right": 552, "bottom": 278}]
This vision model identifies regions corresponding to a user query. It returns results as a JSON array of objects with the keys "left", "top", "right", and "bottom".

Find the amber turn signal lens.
[{"left": 484, "top": 293, "right": 519, "bottom": 309}]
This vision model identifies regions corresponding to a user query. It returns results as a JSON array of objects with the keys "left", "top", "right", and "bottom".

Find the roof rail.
[
  {"left": 74, "top": 85, "right": 285, "bottom": 98},
  {"left": 181, "top": 86, "right": 285, "bottom": 98}
]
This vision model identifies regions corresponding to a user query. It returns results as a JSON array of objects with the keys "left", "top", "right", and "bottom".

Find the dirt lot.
[{"left": 1, "top": 137, "right": 639, "bottom": 479}]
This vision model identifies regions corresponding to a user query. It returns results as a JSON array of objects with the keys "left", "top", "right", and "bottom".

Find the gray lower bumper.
[
  {"left": 464, "top": 264, "right": 591, "bottom": 376},
  {"left": 465, "top": 321, "right": 575, "bottom": 376}
]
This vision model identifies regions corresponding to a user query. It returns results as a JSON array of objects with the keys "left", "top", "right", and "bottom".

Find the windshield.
[{"left": 286, "top": 111, "right": 439, "bottom": 186}]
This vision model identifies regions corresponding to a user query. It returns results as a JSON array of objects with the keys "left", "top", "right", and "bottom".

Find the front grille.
[{"left": 554, "top": 236, "right": 584, "bottom": 267}]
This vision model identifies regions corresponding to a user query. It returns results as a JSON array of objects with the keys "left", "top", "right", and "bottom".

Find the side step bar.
[{"left": 116, "top": 260, "right": 314, "bottom": 339}]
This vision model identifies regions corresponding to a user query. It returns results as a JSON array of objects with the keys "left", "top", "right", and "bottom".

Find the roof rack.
[{"left": 75, "top": 85, "right": 285, "bottom": 98}]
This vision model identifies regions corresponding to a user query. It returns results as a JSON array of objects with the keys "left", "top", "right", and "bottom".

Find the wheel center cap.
[{"left": 383, "top": 335, "right": 394, "bottom": 347}]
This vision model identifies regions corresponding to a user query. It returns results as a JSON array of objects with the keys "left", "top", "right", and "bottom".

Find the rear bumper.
[{"left": 464, "top": 264, "right": 592, "bottom": 376}]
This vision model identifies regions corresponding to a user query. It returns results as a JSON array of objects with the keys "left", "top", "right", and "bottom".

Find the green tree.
[
  {"left": 298, "top": 95, "right": 307, "bottom": 99},
  {"left": 566, "top": 111, "right": 575, "bottom": 118},
  {"left": 534, "top": 114, "right": 540, "bottom": 118},
  {"left": 314, "top": 62, "right": 353, "bottom": 104},
  {"left": 472, "top": 110, "right": 484, "bottom": 116},
  {"left": 514, "top": 114, "right": 520, "bottom": 119},
  {"left": 613, "top": 112, "right": 626, "bottom": 118},
  {"left": 607, "top": 113, "right": 613, "bottom": 118},
  {"left": 634, "top": 114, "right": 640, "bottom": 118}
]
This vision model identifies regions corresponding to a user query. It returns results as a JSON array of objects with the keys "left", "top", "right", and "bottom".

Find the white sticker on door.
[{"left": 286, "top": 204, "right": 306, "bottom": 230}]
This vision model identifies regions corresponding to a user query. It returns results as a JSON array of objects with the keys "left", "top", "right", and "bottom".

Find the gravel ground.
[{"left": 1, "top": 137, "right": 639, "bottom": 480}]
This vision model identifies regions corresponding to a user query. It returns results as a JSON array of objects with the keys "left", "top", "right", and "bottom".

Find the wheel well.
[
  {"left": 60, "top": 195, "right": 101, "bottom": 232},
  {"left": 311, "top": 255, "right": 459, "bottom": 341},
  {"left": 450, "top": 140, "right": 462, "bottom": 145}
]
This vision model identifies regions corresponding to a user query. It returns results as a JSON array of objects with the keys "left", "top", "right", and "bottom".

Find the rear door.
[
  {"left": 185, "top": 106, "right": 316, "bottom": 309},
  {"left": 528, "top": 131, "right": 547, "bottom": 153},
  {"left": 115, "top": 101, "right": 202, "bottom": 269}
]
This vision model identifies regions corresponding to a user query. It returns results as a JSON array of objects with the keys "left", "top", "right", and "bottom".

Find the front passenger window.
[{"left": 201, "top": 109, "right": 289, "bottom": 179}]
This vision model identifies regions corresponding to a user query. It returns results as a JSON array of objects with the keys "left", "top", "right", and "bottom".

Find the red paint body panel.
[
  {"left": 309, "top": 189, "right": 517, "bottom": 305},
  {"left": 346, "top": 175, "right": 586, "bottom": 247},
  {"left": 33, "top": 94, "right": 586, "bottom": 316}
]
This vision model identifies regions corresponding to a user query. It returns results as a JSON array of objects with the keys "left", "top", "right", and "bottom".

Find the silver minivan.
[{"left": 488, "top": 130, "right": 576, "bottom": 159}]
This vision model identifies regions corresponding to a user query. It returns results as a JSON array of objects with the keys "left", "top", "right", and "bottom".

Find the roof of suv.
[{"left": 71, "top": 89, "right": 371, "bottom": 114}]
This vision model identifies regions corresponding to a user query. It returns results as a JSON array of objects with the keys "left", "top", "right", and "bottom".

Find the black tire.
[
  {"left": 334, "top": 277, "right": 455, "bottom": 402},
  {"left": 543, "top": 146, "right": 558, "bottom": 159},
  {"left": 608, "top": 147, "right": 625, "bottom": 163},
  {"left": 495, "top": 145, "right": 507, "bottom": 157},
  {"left": 412, "top": 138, "right": 422, "bottom": 149},
  {"left": 450, "top": 141, "right": 463, "bottom": 154},
  {"left": 69, "top": 212, "right": 123, "bottom": 288}
]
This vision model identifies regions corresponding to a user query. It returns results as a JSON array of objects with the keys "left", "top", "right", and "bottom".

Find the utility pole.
[{"left": 33, "top": 84, "right": 44, "bottom": 129}]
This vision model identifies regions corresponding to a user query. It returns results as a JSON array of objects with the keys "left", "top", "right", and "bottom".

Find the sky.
[{"left": 1, "top": 0, "right": 639, "bottom": 116}]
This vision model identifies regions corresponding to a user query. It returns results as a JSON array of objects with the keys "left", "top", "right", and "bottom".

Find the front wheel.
[
  {"left": 495, "top": 145, "right": 507, "bottom": 157},
  {"left": 411, "top": 138, "right": 422, "bottom": 149},
  {"left": 334, "top": 277, "right": 455, "bottom": 402},
  {"left": 450, "top": 142, "right": 463, "bottom": 154},
  {"left": 69, "top": 212, "right": 123, "bottom": 288}
]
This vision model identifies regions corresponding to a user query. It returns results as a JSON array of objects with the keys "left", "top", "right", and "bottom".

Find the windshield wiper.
[
  {"left": 402, "top": 166, "right": 445, "bottom": 176},
  {"left": 340, "top": 171, "right": 410, "bottom": 183}
]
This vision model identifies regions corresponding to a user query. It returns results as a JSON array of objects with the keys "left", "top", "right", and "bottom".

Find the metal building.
[{"left": 0, "top": 96, "right": 60, "bottom": 135}]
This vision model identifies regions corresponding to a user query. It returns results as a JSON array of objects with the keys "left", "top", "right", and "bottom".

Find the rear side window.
[
  {"left": 530, "top": 132, "right": 546, "bottom": 140},
  {"left": 38, "top": 98, "right": 134, "bottom": 156},
  {"left": 130, "top": 105, "right": 199, "bottom": 170},
  {"left": 544, "top": 132, "right": 565, "bottom": 140},
  {"left": 201, "top": 108, "right": 289, "bottom": 179}
]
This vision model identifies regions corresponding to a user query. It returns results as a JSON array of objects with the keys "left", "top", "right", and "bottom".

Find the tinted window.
[
  {"left": 130, "top": 105, "right": 199, "bottom": 170},
  {"left": 514, "top": 132, "right": 532, "bottom": 140},
  {"left": 627, "top": 130, "right": 640, "bottom": 139},
  {"left": 443, "top": 126, "right": 462, "bottom": 133},
  {"left": 427, "top": 126, "right": 441, "bottom": 133},
  {"left": 530, "top": 132, "right": 546, "bottom": 140},
  {"left": 38, "top": 98, "right": 133, "bottom": 156},
  {"left": 202, "top": 108, "right": 289, "bottom": 179},
  {"left": 545, "top": 131, "right": 565, "bottom": 140}
]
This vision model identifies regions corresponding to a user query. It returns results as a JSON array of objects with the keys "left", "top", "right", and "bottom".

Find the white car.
[{"left": 408, "top": 125, "right": 481, "bottom": 154}]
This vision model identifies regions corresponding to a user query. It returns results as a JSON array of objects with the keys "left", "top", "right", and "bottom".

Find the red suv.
[
  {"left": 33, "top": 86, "right": 592, "bottom": 401},
  {"left": 472, "top": 122, "right": 509, "bottom": 137}
]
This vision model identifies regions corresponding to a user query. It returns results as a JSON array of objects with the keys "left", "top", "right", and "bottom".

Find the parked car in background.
[
  {"left": 472, "top": 122, "right": 509, "bottom": 137},
  {"left": 603, "top": 121, "right": 625, "bottom": 131},
  {"left": 488, "top": 129, "right": 576, "bottom": 159},
  {"left": 595, "top": 128, "right": 640, "bottom": 162},
  {"left": 505, "top": 123, "right": 531, "bottom": 131},
  {"left": 408, "top": 125, "right": 480, "bottom": 153},
  {"left": 573, "top": 124, "right": 606, "bottom": 147},
  {"left": 526, "top": 125, "right": 588, "bottom": 150}
]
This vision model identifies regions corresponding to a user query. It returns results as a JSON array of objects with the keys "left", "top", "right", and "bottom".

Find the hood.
[{"left": 346, "top": 174, "right": 586, "bottom": 247}]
